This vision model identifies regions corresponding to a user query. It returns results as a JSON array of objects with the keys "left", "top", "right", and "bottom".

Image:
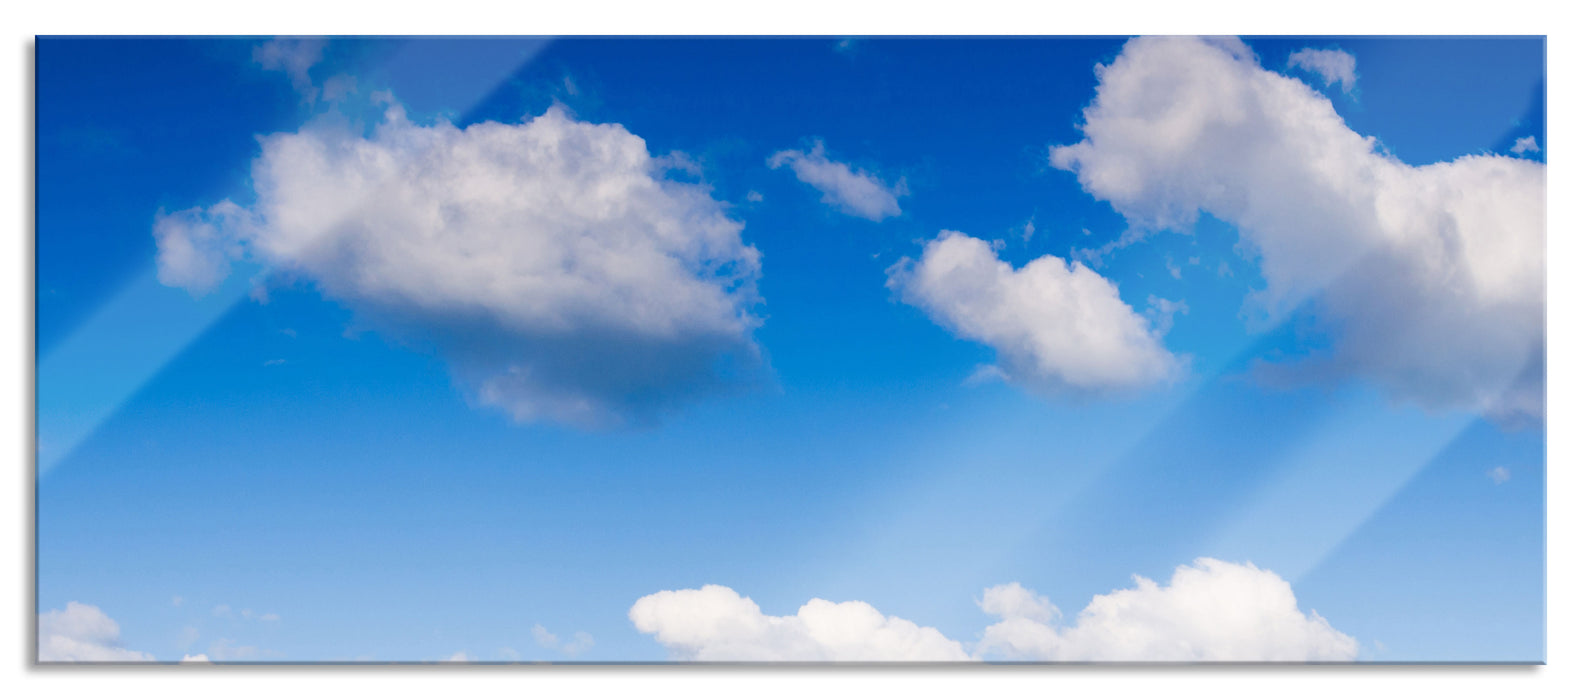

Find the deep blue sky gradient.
[{"left": 36, "top": 36, "right": 1544, "bottom": 662}]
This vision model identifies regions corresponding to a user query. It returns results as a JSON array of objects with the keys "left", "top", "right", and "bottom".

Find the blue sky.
[{"left": 36, "top": 36, "right": 1544, "bottom": 662}]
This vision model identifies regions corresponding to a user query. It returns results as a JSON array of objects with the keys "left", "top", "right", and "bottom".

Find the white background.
[{"left": 4, "top": 2, "right": 1576, "bottom": 697}]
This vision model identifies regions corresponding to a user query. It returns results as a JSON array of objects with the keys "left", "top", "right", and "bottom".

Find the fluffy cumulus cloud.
[
  {"left": 977, "top": 558, "right": 1358, "bottom": 662},
  {"left": 768, "top": 141, "right": 907, "bottom": 221},
  {"left": 886, "top": 231, "right": 1181, "bottom": 394},
  {"left": 1051, "top": 36, "right": 1545, "bottom": 424},
  {"left": 1286, "top": 47, "right": 1358, "bottom": 93},
  {"left": 1511, "top": 136, "right": 1540, "bottom": 155},
  {"left": 38, "top": 602, "right": 155, "bottom": 662},
  {"left": 631, "top": 559, "right": 1355, "bottom": 662},
  {"left": 629, "top": 584, "right": 971, "bottom": 661},
  {"left": 153, "top": 99, "right": 765, "bottom": 428}
]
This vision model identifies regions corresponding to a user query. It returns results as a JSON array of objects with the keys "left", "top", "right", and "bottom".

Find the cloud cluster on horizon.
[
  {"left": 1051, "top": 36, "right": 1545, "bottom": 424},
  {"left": 630, "top": 584, "right": 971, "bottom": 661},
  {"left": 153, "top": 98, "right": 766, "bottom": 428},
  {"left": 630, "top": 558, "right": 1358, "bottom": 662}
]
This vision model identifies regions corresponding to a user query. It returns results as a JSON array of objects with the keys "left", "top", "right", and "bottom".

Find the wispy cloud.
[
  {"left": 253, "top": 37, "right": 327, "bottom": 103},
  {"left": 769, "top": 141, "right": 907, "bottom": 221},
  {"left": 531, "top": 623, "right": 595, "bottom": 657},
  {"left": 1287, "top": 47, "right": 1358, "bottom": 93}
]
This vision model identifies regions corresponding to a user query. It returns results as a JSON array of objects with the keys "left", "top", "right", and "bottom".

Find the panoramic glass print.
[{"left": 36, "top": 36, "right": 1544, "bottom": 663}]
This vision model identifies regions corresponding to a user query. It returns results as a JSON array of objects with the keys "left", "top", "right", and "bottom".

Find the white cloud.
[
  {"left": 629, "top": 584, "right": 971, "bottom": 661},
  {"left": 254, "top": 37, "right": 327, "bottom": 103},
  {"left": 631, "top": 559, "right": 1355, "bottom": 662},
  {"left": 1146, "top": 296, "right": 1189, "bottom": 335},
  {"left": 441, "top": 651, "right": 473, "bottom": 663},
  {"left": 1511, "top": 136, "right": 1540, "bottom": 155},
  {"left": 886, "top": 231, "right": 1181, "bottom": 394},
  {"left": 152, "top": 200, "right": 247, "bottom": 295},
  {"left": 769, "top": 141, "right": 907, "bottom": 221},
  {"left": 1287, "top": 47, "right": 1358, "bottom": 93},
  {"left": 978, "top": 582, "right": 1057, "bottom": 623},
  {"left": 531, "top": 623, "right": 595, "bottom": 657},
  {"left": 38, "top": 602, "right": 154, "bottom": 662},
  {"left": 1488, "top": 466, "right": 1512, "bottom": 484},
  {"left": 978, "top": 558, "right": 1358, "bottom": 662},
  {"left": 1051, "top": 36, "right": 1545, "bottom": 424},
  {"left": 963, "top": 363, "right": 1010, "bottom": 387},
  {"left": 180, "top": 654, "right": 211, "bottom": 663},
  {"left": 154, "top": 100, "right": 765, "bottom": 428}
]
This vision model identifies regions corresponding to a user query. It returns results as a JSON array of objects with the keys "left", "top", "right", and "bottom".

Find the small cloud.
[
  {"left": 1165, "top": 256, "right": 1182, "bottom": 279},
  {"left": 212, "top": 604, "right": 231, "bottom": 618},
  {"left": 38, "top": 602, "right": 155, "bottom": 662},
  {"left": 258, "top": 612, "right": 281, "bottom": 623},
  {"left": 441, "top": 651, "right": 473, "bottom": 663},
  {"left": 889, "top": 231, "right": 1182, "bottom": 396},
  {"left": 1487, "top": 466, "right": 1511, "bottom": 485},
  {"left": 280, "top": 328, "right": 297, "bottom": 338},
  {"left": 253, "top": 37, "right": 327, "bottom": 103},
  {"left": 745, "top": 190, "right": 764, "bottom": 203},
  {"left": 1511, "top": 136, "right": 1540, "bottom": 155},
  {"left": 963, "top": 364, "right": 1009, "bottom": 387},
  {"left": 834, "top": 37, "right": 858, "bottom": 54},
  {"left": 1021, "top": 216, "right": 1036, "bottom": 243},
  {"left": 564, "top": 632, "right": 595, "bottom": 656},
  {"left": 1287, "top": 47, "right": 1358, "bottom": 93},
  {"left": 768, "top": 141, "right": 906, "bottom": 221},
  {"left": 531, "top": 624, "right": 557, "bottom": 649},
  {"left": 562, "top": 75, "right": 579, "bottom": 96},
  {"left": 263, "top": 359, "right": 286, "bottom": 367},
  {"left": 180, "top": 654, "right": 211, "bottom": 663},
  {"left": 532, "top": 623, "right": 595, "bottom": 657},
  {"left": 1147, "top": 296, "right": 1190, "bottom": 335},
  {"left": 1217, "top": 261, "right": 1233, "bottom": 278},
  {"left": 171, "top": 596, "right": 183, "bottom": 607}
]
